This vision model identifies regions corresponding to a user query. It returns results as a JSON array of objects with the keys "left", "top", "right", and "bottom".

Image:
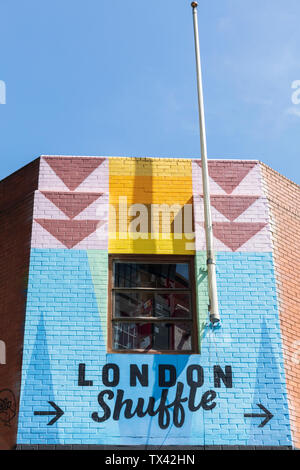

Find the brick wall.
[
  {"left": 109, "top": 157, "right": 194, "bottom": 254},
  {"left": 261, "top": 163, "right": 300, "bottom": 449},
  {"left": 1, "top": 155, "right": 297, "bottom": 448},
  {"left": 31, "top": 156, "right": 109, "bottom": 250},
  {"left": 0, "top": 159, "right": 40, "bottom": 450},
  {"left": 15, "top": 156, "right": 293, "bottom": 448}
]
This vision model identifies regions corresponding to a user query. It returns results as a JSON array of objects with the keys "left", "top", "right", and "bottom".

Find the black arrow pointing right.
[
  {"left": 34, "top": 401, "right": 64, "bottom": 425},
  {"left": 244, "top": 403, "right": 273, "bottom": 428}
]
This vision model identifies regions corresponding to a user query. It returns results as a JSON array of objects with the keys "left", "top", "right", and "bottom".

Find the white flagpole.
[{"left": 191, "top": 1, "right": 220, "bottom": 324}]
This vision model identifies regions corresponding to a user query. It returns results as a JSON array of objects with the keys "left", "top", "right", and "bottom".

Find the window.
[{"left": 108, "top": 255, "right": 197, "bottom": 353}]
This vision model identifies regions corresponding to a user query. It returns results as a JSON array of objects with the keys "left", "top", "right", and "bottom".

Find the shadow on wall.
[
  {"left": 145, "top": 354, "right": 191, "bottom": 447},
  {"left": 132, "top": 157, "right": 156, "bottom": 254},
  {"left": 116, "top": 354, "right": 191, "bottom": 446},
  {"left": 195, "top": 253, "right": 209, "bottom": 353},
  {"left": 19, "top": 312, "right": 60, "bottom": 443},
  {"left": 130, "top": 158, "right": 209, "bottom": 353},
  {"left": 247, "top": 317, "right": 292, "bottom": 446}
]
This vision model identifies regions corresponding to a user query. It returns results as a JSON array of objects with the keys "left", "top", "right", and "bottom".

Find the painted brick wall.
[
  {"left": 0, "top": 159, "right": 39, "bottom": 450},
  {"left": 192, "top": 160, "right": 272, "bottom": 252},
  {"left": 17, "top": 250, "right": 291, "bottom": 446},
  {"left": 32, "top": 156, "right": 109, "bottom": 250},
  {"left": 0, "top": 155, "right": 296, "bottom": 448},
  {"left": 109, "top": 157, "right": 194, "bottom": 254},
  {"left": 261, "top": 163, "right": 300, "bottom": 449}
]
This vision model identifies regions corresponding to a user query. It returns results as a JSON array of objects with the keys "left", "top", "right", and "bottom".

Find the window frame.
[{"left": 107, "top": 254, "right": 198, "bottom": 354}]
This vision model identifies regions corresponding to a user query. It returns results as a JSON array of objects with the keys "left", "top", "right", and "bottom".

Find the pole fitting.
[
  {"left": 209, "top": 313, "right": 221, "bottom": 327},
  {"left": 191, "top": 2, "right": 198, "bottom": 8}
]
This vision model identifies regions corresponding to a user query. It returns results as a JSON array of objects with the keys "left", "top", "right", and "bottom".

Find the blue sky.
[{"left": 0, "top": 0, "right": 299, "bottom": 183}]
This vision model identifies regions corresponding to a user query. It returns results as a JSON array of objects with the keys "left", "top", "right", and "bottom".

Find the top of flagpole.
[{"left": 191, "top": 2, "right": 198, "bottom": 8}]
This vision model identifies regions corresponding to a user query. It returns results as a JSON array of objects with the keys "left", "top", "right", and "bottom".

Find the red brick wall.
[
  {"left": 261, "top": 163, "right": 300, "bottom": 449},
  {"left": 0, "top": 159, "right": 39, "bottom": 450}
]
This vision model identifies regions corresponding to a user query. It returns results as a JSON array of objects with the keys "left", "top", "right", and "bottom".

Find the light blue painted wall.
[{"left": 17, "top": 249, "right": 292, "bottom": 446}]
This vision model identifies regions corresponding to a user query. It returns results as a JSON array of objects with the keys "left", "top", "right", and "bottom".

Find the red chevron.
[
  {"left": 35, "top": 219, "right": 105, "bottom": 248},
  {"left": 44, "top": 157, "right": 105, "bottom": 191},
  {"left": 41, "top": 192, "right": 103, "bottom": 219},
  {"left": 196, "top": 161, "right": 257, "bottom": 194},
  {"left": 207, "top": 195, "right": 259, "bottom": 221},
  {"left": 212, "top": 222, "right": 266, "bottom": 251}
]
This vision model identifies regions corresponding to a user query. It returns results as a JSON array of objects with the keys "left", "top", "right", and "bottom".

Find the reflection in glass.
[
  {"left": 113, "top": 322, "right": 192, "bottom": 351},
  {"left": 114, "top": 263, "right": 190, "bottom": 289},
  {"left": 114, "top": 292, "right": 191, "bottom": 319}
]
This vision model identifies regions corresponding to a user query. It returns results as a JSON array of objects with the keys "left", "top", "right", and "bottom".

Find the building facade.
[{"left": 0, "top": 155, "right": 299, "bottom": 450}]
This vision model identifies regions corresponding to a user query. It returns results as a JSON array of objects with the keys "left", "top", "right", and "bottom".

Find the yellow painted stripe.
[
  {"left": 109, "top": 176, "right": 193, "bottom": 205},
  {"left": 109, "top": 157, "right": 192, "bottom": 177},
  {"left": 108, "top": 158, "right": 194, "bottom": 254},
  {"left": 108, "top": 234, "right": 195, "bottom": 255}
]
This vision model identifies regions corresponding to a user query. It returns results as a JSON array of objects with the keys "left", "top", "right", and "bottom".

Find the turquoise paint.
[{"left": 17, "top": 249, "right": 292, "bottom": 446}]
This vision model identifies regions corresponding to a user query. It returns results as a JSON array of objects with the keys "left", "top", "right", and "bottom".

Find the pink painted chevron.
[
  {"left": 44, "top": 157, "right": 105, "bottom": 191},
  {"left": 34, "top": 219, "right": 106, "bottom": 249},
  {"left": 196, "top": 160, "right": 257, "bottom": 194},
  {"left": 207, "top": 195, "right": 259, "bottom": 221},
  {"left": 41, "top": 192, "right": 104, "bottom": 219}
]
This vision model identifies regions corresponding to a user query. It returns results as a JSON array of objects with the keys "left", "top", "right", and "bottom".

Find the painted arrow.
[
  {"left": 34, "top": 401, "right": 64, "bottom": 425},
  {"left": 244, "top": 403, "right": 273, "bottom": 428}
]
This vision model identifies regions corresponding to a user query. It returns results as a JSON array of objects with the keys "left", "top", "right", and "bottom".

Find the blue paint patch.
[
  {"left": 17, "top": 311, "right": 60, "bottom": 443},
  {"left": 17, "top": 249, "right": 292, "bottom": 446}
]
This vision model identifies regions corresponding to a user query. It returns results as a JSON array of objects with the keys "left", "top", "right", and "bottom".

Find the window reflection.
[
  {"left": 113, "top": 322, "right": 192, "bottom": 351},
  {"left": 114, "top": 263, "right": 190, "bottom": 289},
  {"left": 111, "top": 259, "right": 194, "bottom": 353},
  {"left": 114, "top": 292, "right": 191, "bottom": 319}
]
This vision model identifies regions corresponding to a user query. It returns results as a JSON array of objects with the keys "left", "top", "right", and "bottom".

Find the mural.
[
  {"left": 16, "top": 157, "right": 292, "bottom": 447},
  {"left": 31, "top": 157, "right": 109, "bottom": 250}
]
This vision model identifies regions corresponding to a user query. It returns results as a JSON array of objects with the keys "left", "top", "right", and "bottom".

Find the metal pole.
[{"left": 191, "top": 1, "right": 220, "bottom": 324}]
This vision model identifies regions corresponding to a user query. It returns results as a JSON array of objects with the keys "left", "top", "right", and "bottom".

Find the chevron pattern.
[
  {"left": 44, "top": 157, "right": 105, "bottom": 191},
  {"left": 192, "top": 160, "right": 271, "bottom": 252},
  {"left": 31, "top": 157, "right": 272, "bottom": 252},
  {"left": 31, "top": 156, "right": 109, "bottom": 249}
]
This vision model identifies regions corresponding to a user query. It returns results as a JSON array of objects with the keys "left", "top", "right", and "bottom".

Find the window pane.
[
  {"left": 114, "top": 292, "right": 192, "bottom": 319},
  {"left": 112, "top": 322, "right": 192, "bottom": 351},
  {"left": 113, "top": 262, "right": 190, "bottom": 289}
]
